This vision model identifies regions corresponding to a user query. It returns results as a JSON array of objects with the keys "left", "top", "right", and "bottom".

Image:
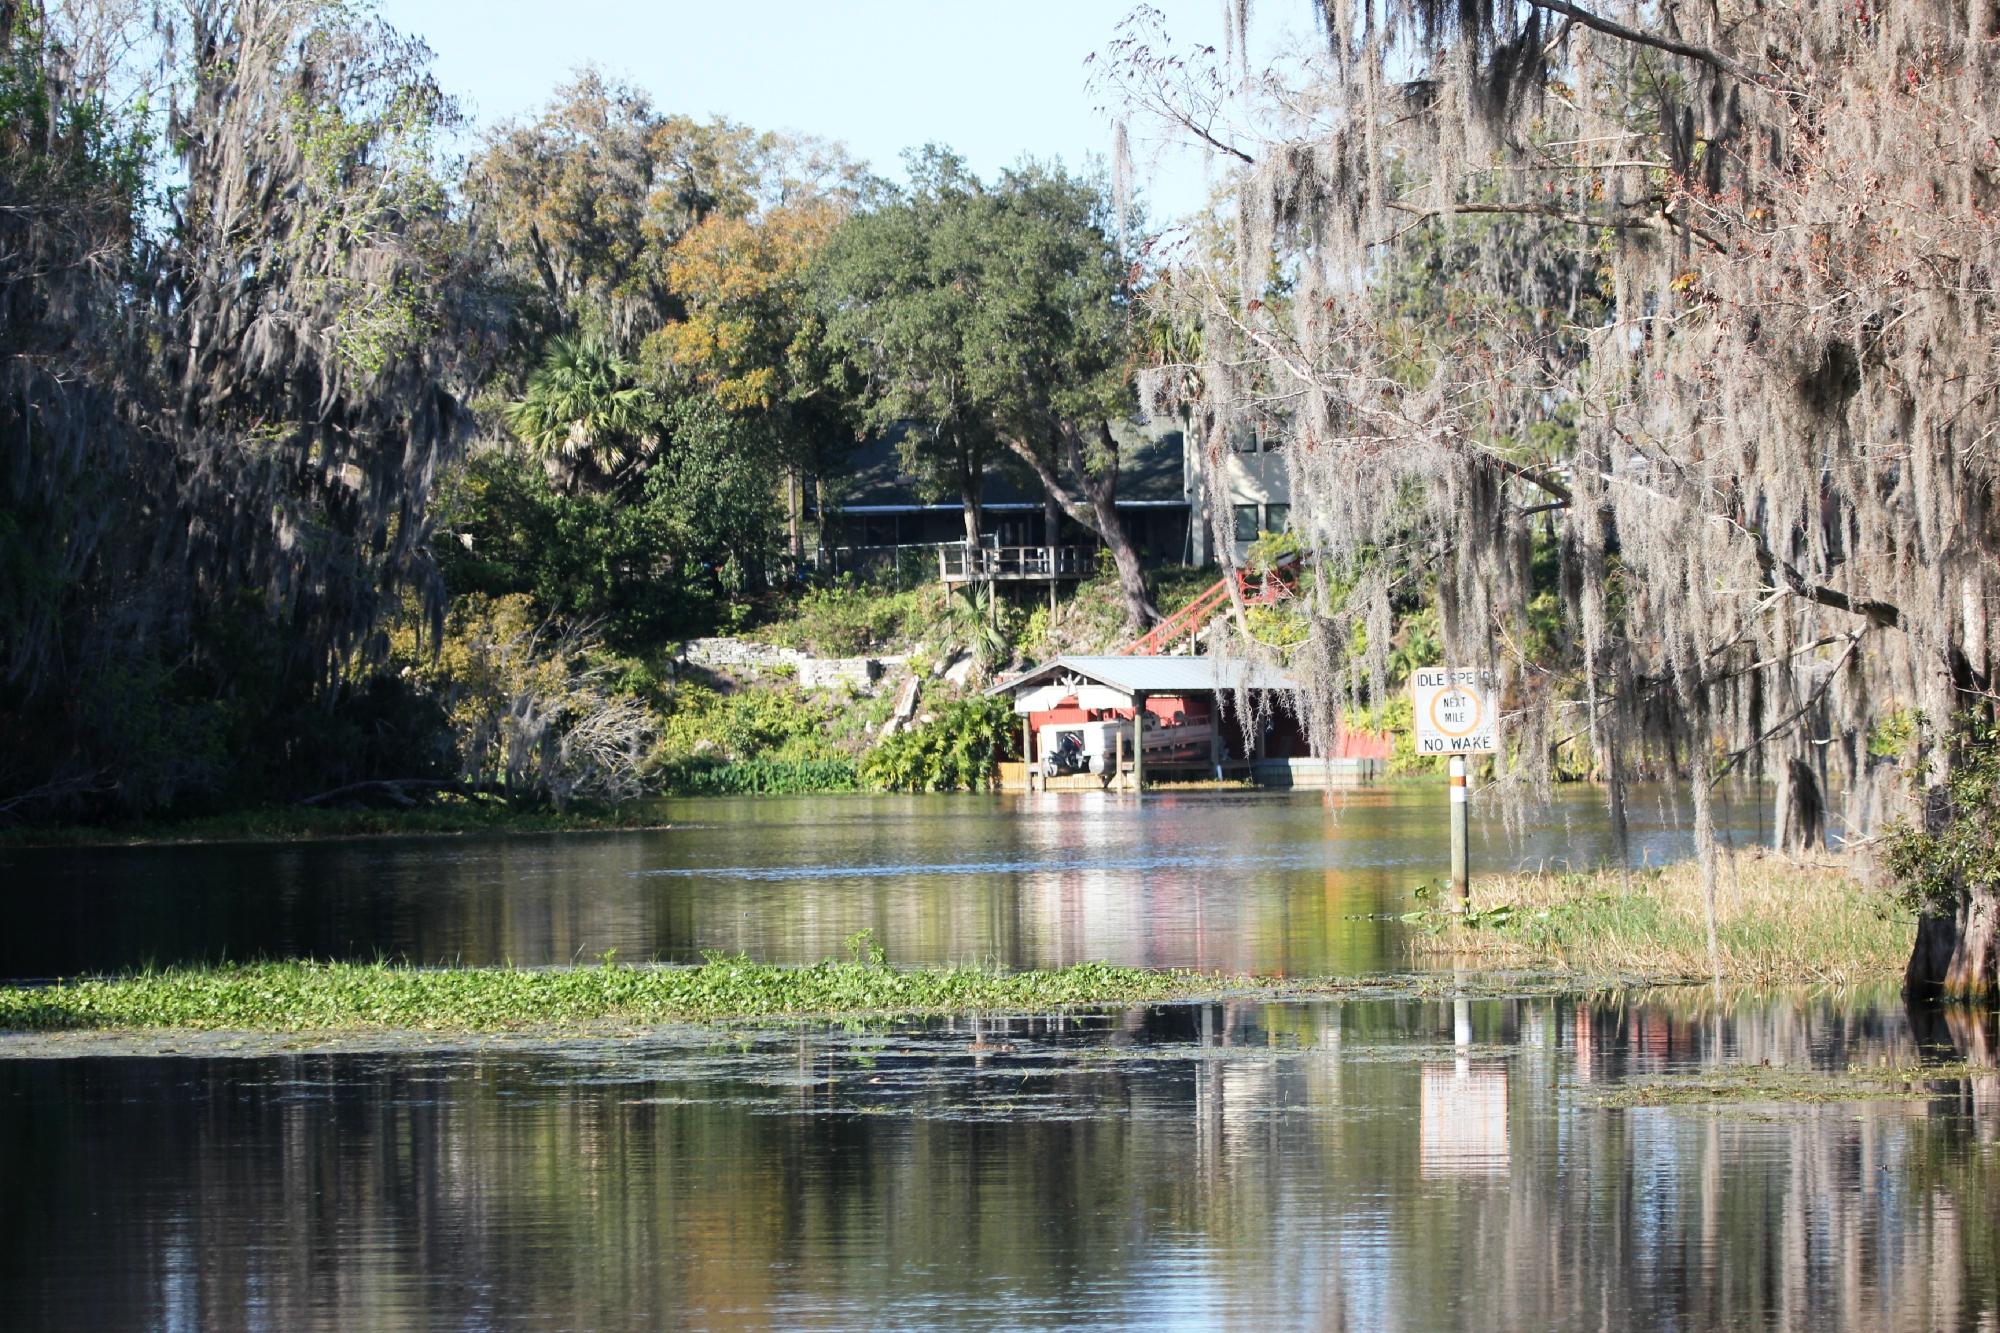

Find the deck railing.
[
  {"left": 938, "top": 544, "right": 1092, "bottom": 582},
  {"left": 813, "top": 543, "right": 955, "bottom": 588}
]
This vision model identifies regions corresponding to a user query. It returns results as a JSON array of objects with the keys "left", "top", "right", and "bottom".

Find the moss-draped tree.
[{"left": 1110, "top": 1, "right": 2000, "bottom": 995}]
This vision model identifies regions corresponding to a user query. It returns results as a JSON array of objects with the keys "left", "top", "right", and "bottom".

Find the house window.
[
  {"left": 1234, "top": 505, "right": 1261, "bottom": 544},
  {"left": 1263, "top": 503, "right": 1290, "bottom": 533},
  {"left": 1230, "top": 423, "right": 1260, "bottom": 453}
]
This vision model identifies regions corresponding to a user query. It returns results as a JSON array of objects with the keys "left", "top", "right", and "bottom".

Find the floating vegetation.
[
  {"left": 0, "top": 954, "right": 1235, "bottom": 1035},
  {"left": 0, "top": 944, "right": 1632, "bottom": 1040},
  {"left": 1587, "top": 1062, "right": 1992, "bottom": 1110}
]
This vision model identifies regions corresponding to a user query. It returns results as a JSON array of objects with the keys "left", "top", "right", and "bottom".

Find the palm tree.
[
  {"left": 948, "top": 583, "right": 1009, "bottom": 674},
  {"left": 504, "top": 337, "right": 660, "bottom": 487}
]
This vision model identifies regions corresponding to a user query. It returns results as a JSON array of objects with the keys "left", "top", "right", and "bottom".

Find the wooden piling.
[{"left": 1132, "top": 693, "right": 1146, "bottom": 793}]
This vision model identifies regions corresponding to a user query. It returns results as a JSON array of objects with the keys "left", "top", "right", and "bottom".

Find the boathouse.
[{"left": 987, "top": 655, "right": 1387, "bottom": 790}]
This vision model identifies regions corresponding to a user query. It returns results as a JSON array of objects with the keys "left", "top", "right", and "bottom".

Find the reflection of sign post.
[
  {"left": 1411, "top": 668, "right": 1497, "bottom": 910},
  {"left": 1420, "top": 1061, "right": 1511, "bottom": 1178}
]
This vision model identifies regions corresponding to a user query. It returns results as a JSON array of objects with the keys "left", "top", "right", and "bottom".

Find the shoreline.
[{"left": 0, "top": 804, "right": 672, "bottom": 850}]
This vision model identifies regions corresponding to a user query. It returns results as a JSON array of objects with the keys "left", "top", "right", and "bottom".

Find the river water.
[
  {"left": 3, "top": 789, "right": 1996, "bottom": 1331},
  {"left": 2, "top": 785, "right": 1755, "bottom": 979}
]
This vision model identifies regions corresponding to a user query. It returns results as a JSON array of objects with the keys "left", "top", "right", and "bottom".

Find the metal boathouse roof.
[{"left": 986, "top": 655, "right": 1298, "bottom": 700}]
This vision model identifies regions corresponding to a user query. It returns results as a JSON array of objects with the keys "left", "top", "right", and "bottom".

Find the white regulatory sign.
[{"left": 1411, "top": 667, "right": 1498, "bottom": 754}]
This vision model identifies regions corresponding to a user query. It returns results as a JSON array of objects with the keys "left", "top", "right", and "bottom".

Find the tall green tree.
[
  {"left": 818, "top": 150, "right": 1154, "bottom": 629},
  {"left": 816, "top": 148, "right": 1000, "bottom": 555},
  {"left": 463, "top": 69, "right": 767, "bottom": 358},
  {"left": 974, "top": 163, "right": 1154, "bottom": 628}
]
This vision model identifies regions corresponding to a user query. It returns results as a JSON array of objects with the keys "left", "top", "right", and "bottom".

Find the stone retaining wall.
[{"left": 680, "top": 638, "right": 906, "bottom": 694}]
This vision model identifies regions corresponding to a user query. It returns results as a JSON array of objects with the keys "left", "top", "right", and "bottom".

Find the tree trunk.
[
  {"left": 1943, "top": 890, "right": 1999, "bottom": 1002},
  {"left": 1775, "top": 755, "right": 1824, "bottom": 853},
  {"left": 1089, "top": 481, "right": 1156, "bottom": 632},
  {"left": 786, "top": 469, "right": 803, "bottom": 562},
  {"left": 1905, "top": 783, "right": 2000, "bottom": 1001},
  {"left": 960, "top": 479, "right": 983, "bottom": 552},
  {"left": 1001, "top": 423, "right": 1158, "bottom": 632}
]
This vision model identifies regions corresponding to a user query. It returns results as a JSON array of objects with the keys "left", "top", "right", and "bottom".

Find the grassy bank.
[
  {"left": 1413, "top": 851, "right": 1909, "bottom": 985},
  {"left": 0, "top": 954, "right": 1238, "bottom": 1034},
  {"left": 0, "top": 802, "right": 667, "bottom": 849}
]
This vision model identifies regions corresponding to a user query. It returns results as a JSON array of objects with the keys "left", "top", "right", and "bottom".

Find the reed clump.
[{"left": 1411, "top": 851, "right": 1910, "bottom": 985}]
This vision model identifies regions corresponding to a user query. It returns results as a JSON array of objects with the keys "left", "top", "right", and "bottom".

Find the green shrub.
[
  {"left": 1883, "top": 713, "right": 2000, "bottom": 916},
  {"left": 658, "top": 756, "right": 858, "bottom": 796},
  {"left": 656, "top": 683, "right": 841, "bottom": 764},
  {"left": 749, "top": 579, "right": 942, "bottom": 656},
  {"left": 859, "top": 694, "right": 1016, "bottom": 792}
]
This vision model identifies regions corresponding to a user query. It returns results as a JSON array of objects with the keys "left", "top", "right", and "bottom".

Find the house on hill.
[{"left": 810, "top": 418, "right": 1293, "bottom": 584}]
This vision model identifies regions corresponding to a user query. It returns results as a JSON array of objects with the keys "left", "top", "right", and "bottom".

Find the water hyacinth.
[{"left": 0, "top": 954, "right": 1224, "bottom": 1034}]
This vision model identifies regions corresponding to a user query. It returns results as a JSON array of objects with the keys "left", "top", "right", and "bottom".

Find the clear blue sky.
[{"left": 373, "top": 0, "right": 1270, "bottom": 221}]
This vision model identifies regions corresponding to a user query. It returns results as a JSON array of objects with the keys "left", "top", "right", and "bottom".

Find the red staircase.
[{"left": 1122, "top": 558, "right": 1299, "bottom": 656}]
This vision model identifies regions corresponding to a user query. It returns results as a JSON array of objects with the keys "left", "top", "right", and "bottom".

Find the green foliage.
[
  {"left": 1245, "top": 603, "right": 1309, "bottom": 649},
  {"left": 0, "top": 956, "right": 1220, "bottom": 1034},
  {"left": 656, "top": 683, "right": 842, "bottom": 764},
  {"left": 748, "top": 580, "right": 944, "bottom": 656},
  {"left": 1244, "top": 528, "right": 1304, "bottom": 573},
  {"left": 859, "top": 695, "right": 1016, "bottom": 792},
  {"left": 436, "top": 397, "right": 778, "bottom": 646},
  {"left": 946, "top": 584, "right": 1015, "bottom": 670},
  {"left": 1349, "top": 695, "right": 1443, "bottom": 777},
  {"left": 656, "top": 756, "right": 857, "bottom": 796},
  {"left": 1868, "top": 708, "right": 1921, "bottom": 761},
  {"left": 1884, "top": 714, "right": 2000, "bottom": 916},
  {"left": 504, "top": 336, "right": 661, "bottom": 483},
  {"left": 1386, "top": 605, "right": 1442, "bottom": 684}
]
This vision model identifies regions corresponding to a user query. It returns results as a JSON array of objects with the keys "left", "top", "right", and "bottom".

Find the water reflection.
[
  {"left": 0, "top": 786, "right": 1767, "bottom": 979},
  {"left": 3, "top": 989, "right": 1994, "bottom": 1331}
]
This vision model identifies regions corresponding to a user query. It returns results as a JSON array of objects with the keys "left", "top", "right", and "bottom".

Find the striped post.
[{"left": 1449, "top": 753, "right": 1469, "bottom": 910}]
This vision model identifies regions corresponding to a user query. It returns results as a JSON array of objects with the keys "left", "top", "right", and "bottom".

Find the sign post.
[{"left": 1411, "top": 668, "right": 1498, "bottom": 912}]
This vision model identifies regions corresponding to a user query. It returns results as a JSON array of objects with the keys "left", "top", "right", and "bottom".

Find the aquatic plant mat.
[
  {"left": 1407, "top": 850, "right": 1909, "bottom": 986},
  {"left": 0, "top": 953, "right": 1602, "bottom": 1049},
  {"left": 1585, "top": 1062, "right": 1995, "bottom": 1110}
]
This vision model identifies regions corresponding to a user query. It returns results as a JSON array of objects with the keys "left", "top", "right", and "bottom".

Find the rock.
[{"left": 681, "top": 637, "right": 888, "bottom": 695}]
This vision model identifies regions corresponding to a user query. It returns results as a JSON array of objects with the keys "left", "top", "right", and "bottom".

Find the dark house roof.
[{"left": 827, "top": 420, "right": 1188, "bottom": 513}]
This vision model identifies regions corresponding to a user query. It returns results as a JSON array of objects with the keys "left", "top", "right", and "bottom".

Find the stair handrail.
[{"left": 1118, "top": 553, "right": 1303, "bottom": 656}]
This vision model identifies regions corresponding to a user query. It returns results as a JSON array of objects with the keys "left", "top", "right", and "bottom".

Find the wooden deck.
[{"left": 939, "top": 545, "right": 1091, "bottom": 583}]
